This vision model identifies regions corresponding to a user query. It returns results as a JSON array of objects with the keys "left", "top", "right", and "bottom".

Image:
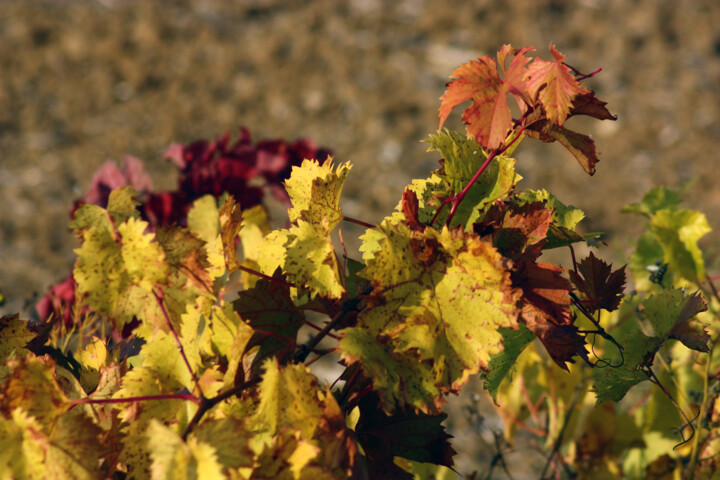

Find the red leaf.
[
  {"left": 528, "top": 322, "right": 589, "bottom": 370},
  {"left": 569, "top": 252, "right": 626, "bottom": 313},
  {"left": 438, "top": 45, "right": 533, "bottom": 150},
  {"left": 513, "top": 261, "right": 587, "bottom": 369},
  {"left": 401, "top": 189, "right": 423, "bottom": 232},
  {"left": 489, "top": 201, "right": 554, "bottom": 261},
  {"left": 524, "top": 44, "right": 590, "bottom": 126}
]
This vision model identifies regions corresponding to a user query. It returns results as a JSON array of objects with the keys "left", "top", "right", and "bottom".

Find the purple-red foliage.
[{"left": 38, "top": 128, "right": 330, "bottom": 324}]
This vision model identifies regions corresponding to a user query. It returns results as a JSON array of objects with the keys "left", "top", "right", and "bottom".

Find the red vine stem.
[
  {"left": 181, "top": 376, "right": 262, "bottom": 440},
  {"left": 342, "top": 215, "right": 375, "bottom": 229},
  {"left": 69, "top": 393, "right": 201, "bottom": 407},
  {"left": 154, "top": 288, "right": 201, "bottom": 395},
  {"left": 431, "top": 111, "right": 530, "bottom": 227}
]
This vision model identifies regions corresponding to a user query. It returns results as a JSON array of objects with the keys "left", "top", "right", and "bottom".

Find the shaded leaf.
[
  {"left": 355, "top": 393, "right": 455, "bottom": 478},
  {"left": 569, "top": 252, "right": 626, "bottom": 314},
  {"left": 234, "top": 273, "right": 305, "bottom": 374}
]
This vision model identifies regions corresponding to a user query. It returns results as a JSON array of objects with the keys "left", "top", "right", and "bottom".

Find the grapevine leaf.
[
  {"left": 476, "top": 200, "right": 584, "bottom": 368},
  {"left": 249, "top": 429, "right": 335, "bottom": 480},
  {"left": 72, "top": 195, "right": 171, "bottom": 330},
  {"left": 0, "top": 408, "right": 103, "bottom": 480},
  {"left": 650, "top": 209, "right": 711, "bottom": 283},
  {"left": 514, "top": 261, "right": 585, "bottom": 369},
  {"left": 179, "top": 296, "right": 216, "bottom": 371},
  {"left": 256, "top": 230, "right": 290, "bottom": 278},
  {"left": 44, "top": 409, "right": 105, "bottom": 480},
  {"left": 481, "top": 200, "right": 554, "bottom": 261},
  {"left": 187, "top": 195, "right": 220, "bottom": 244},
  {"left": 233, "top": 274, "right": 305, "bottom": 374},
  {"left": 525, "top": 119, "right": 600, "bottom": 175},
  {"left": 313, "top": 387, "right": 363, "bottom": 478},
  {"left": 481, "top": 324, "right": 536, "bottom": 402},
  {"left": 0, "top": 357, "right": 68, "bottom": 427},
  {"left": 425, "top": 130, "right": 519, "bottom": 229},
  {"left": 75, "top": 336, "right": 108, "bottom": 393},
  {"left": 187, "top": 196, "right": 226, "bottom": 280},
  {"left": 257, "top": 225, "right": 344, "bottom": 299},
  {"left": 350, "top": 221, "right": 520, "bottom": 412},
  {"left": 569, "top": 252, "right": 626, "bottom": 314},
  {"left": 155, "top": 226, "right": 215, "bottom": 295},
  {"left": 0, "top": 314, "right": 34, "bottom": 362},
  {"left": 192, "top": 418, "right": 254, "bottom": 470},
  {"left": 621, "top": 186, "right": 683, "bottom": 218},
  {"left": 339, "top": 328, "right": 440, "bottom": 413},
  {"left": 593, "top": 289, "right": 708, "bottom": 403},
  {"left": 643, "top": 289, "right": 709, "bottom": 352},
  {"left": 401, "top": 188, "right": 423, "bottom": 232},
  {"left": 516, "top": 189, "right": 586, "bottom": 248},
  {"left": 114, "top": 330, "right": 196, "bottom": 477},
  {"left": 284, "top": 220, "right": 345, "bottom": 298},
  {"left": 345, "top": 257, "right": 370, "bottom": 299},
  {"left": 218, "top": 195, "right": 244, "bottom": 273},
  {"left": 438, "top": 46, "right": 533, "bottom": 149},
  {"left": 629, "top": 231, "right": 670, "bottom": 292},
  {"left": 238, "top": 205, "right": 273, "bottom": 289},
  {"left": 147, "top": 420, "right": 224, "bottom": 480},
  {"left": 516, "top": 189, "right": 585, "bottom": 231},
  {"left": 355, "top": 393, "right": 455, "bottom": 477},
  {"left": 285, "top": 158, "right": 351, "bottom": 234},
  {"left": 250, "top": 359, "right": 325, "bottom": 439},
  {"left": 569, "top": 92, "right": 617, "bottom": 121},
  {"left": 524, "top": 44, "right": 590, "bottom": 125},
  {"left": 0, "top": 409, "right": 47, "bottom": 478}
]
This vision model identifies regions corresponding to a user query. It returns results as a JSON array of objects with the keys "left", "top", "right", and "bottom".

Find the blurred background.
[{"left": 1, "top": 0, "right": 719, "bottom": 474}]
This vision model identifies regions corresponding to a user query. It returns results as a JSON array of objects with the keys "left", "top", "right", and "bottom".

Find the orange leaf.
[
  {"left": 525, "top": 44, "right": 589, "bottom": 126},
  {"left": 439, "top": 45, "right": 533, "bottom": 150}
]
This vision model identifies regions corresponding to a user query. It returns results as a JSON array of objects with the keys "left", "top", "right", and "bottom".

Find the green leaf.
[
  {"left": 629, "top": 230, "right": 670, "bottom": 292},
  {"left": 147, "top": 419, "right": 225, "bottom": 480},
  {"left": 482, "top": 325, "right": 536, "bottom": 402},
  {"left": 650, "top": 209, "right": 711, "bottom": 283},
  {"left": 621, "top": 186, "right": 683, "bottom": 218},
  {"left": 425, "top": 130, "right": 519, "bottom": 229},
  {"left": 593, "top": 289, "right": 708, "bottom": 403}
]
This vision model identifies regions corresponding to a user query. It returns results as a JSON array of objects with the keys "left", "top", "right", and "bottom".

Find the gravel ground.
[{"left": 1, "top": 0, "right": 719, "bottom": 475}]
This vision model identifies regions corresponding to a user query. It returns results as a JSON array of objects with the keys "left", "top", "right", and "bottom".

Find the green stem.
[{"left": 688, "top": 283, "right": 720, "bottom": 479}]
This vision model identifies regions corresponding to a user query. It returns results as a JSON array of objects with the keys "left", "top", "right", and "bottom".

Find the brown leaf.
[{"left": 569, "top": 252, "right": 626, "bottom": 313}]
